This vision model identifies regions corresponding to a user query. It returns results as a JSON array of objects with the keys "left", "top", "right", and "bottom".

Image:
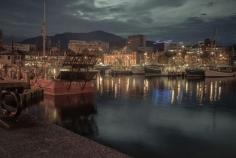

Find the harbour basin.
[{"left": 25, "top": 76, "right": 236, "bottom": 158}]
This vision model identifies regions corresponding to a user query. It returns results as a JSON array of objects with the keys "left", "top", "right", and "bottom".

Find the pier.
[
  {"left": 0, "top": 80, "right": 43, "bottom": 119},
  {"left": 0, "top": 80, "right": 30, "bottom": 89},
  {"left": 0, "top": 81, "right": 129, "bottom": 158}
]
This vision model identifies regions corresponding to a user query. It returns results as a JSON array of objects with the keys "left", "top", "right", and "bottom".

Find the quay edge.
[{"left": 0, "top": 114, "right": 130, "bottom": 158}]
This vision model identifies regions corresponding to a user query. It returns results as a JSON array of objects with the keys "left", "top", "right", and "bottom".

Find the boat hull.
[
  {"left": 185, "top": 69, "right": 205, "bottom": 79},
  {"left": 132, "top": 70, "right": 145, "bottom": 75},
  {"left": 144, "top": 67, "right": 162, "bottom": 74},
  {"left": 58, "top": 71, "right": 97, "bottom": 81},
  {"left": 205, "top": 70, "right": 235, "bottom": 78},
  {"left": 32, "top": 79, "right": 96, "bottom": 96},
  {"left": 111, "top": 70, "right": 132, "bottom": 75}
]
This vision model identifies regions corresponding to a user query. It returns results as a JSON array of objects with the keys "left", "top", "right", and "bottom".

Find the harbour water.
[{"left": 26, "top": 76, "right": 236, "bottom": 158}]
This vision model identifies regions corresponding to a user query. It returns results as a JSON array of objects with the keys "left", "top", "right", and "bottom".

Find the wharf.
[
  {"left": 0, "top": 114, "right": 130, "bottom": 158},
  {"left": 0, "top": 80, "right": 30, "bottom": 89}
]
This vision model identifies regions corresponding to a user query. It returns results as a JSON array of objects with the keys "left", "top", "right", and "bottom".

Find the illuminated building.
[
  {"left": 103, "top": 51, "right": 137, "bottom": 68},
  {"left": 3, "top": 43, "right": 36, "bottom": 52},
  {"left": 0, "top": 50, "right": 25, "bottom": 68},
  {"left": 232, "top": 46, "right": 236, "bottom": 66},
  {"left": 155, "top": 42, "right": 165, "bottom": 52},
  {"left": 68, "top": 40, "right": 109, "bottom": 53},
  {"left": 127, "top": 35, "right": 145, "bottom": 51},
  {"left": 153, "top": 41, "right": 184, "bottom": 54}
]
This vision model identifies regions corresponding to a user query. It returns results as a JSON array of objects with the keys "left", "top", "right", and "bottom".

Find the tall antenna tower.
[{"left": 42, "top": 0, "right": 47, "bottom": 57}]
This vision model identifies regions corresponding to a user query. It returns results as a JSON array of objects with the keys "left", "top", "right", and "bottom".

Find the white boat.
[
  {"left": 205, "top": 65, "right": 235, "bottom": 78},
  {"left": 94, "top": 63, "right": 111, "bottom": 70},
  {"left": 94, "top": 63, "right": 111, "bottom": 75},
  {"left": 144, "top": 64, "right": 162, "bottom": 75},
  {"left": 131, "top": 65, "right": 145, "bottom": 75}
]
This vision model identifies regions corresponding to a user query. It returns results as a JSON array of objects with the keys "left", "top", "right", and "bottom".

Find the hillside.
[{"left": 22, "top": 31, "right": 126, "bottom": 50}]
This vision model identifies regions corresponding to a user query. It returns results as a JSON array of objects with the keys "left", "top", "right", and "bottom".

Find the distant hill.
[
  {"left": 21, "top": 31, "right": 127, "bottom": 50},
  {"left": 3, "top": 36, "right": 26, "bottom": 44}
]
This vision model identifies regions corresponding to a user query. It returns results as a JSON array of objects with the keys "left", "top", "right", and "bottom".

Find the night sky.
[{"left": 0, "top": 0, "right": 236, "bottom": 44}]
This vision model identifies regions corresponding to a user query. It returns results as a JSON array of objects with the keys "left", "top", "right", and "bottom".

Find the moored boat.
[
  {"left": 94, "top": 63, "right": 111, "bottom": 75},
  {"left": 33, "top": 79, "right": 96, "bottom": 96},
  {"left": 31, "top": 52, "right": 98, "bottom": 96},
  {"left": 30, "top": 0, "right": 98, "bottom": 96},
  {"left": 205, "top": 65, "right": 235, "bottom": 78},
  {"left": 144, "top": 64, "right": 162, "bottom": 76},
  {"left": 185, "top": 68, "right": 205, "bottom": 79},
  {"left": 131, "top": 65, "right": 145, "bottom": 75},
  {"left": 111, "top": 69, "right": 132, "bottom": 75}
]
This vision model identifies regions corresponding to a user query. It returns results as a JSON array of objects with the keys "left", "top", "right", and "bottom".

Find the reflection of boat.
[
  {"left": 205, "top": 65, "right": 235, "bottom": 78},
  {"left": 144, "top": 64, "right": 162, "bottom": 76},
  {"left": 185, "top": 68, "right": 205, "bottom": 79},
  {"left": 131, "top": 65, "right": 145, "bottom": 75},
  {"left": 42, "top": 94, "right": 98, "bottom": 137}
]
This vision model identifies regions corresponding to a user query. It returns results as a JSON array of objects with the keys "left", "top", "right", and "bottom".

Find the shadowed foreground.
[{"left": 0, "top": 115, "right": 129, "bottom": 158}]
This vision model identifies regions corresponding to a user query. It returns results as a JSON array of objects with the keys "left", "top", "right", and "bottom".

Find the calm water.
[{"left": 27, "top": 76, "right": 236, "bottom": 158}]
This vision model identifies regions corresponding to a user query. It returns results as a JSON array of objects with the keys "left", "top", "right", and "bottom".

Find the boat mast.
[
  {"left": 211, "top": 29, "right": 217, "bottom": 65},
  {"left": 42, "top": 0, "right": 47, "bottom": 57}
]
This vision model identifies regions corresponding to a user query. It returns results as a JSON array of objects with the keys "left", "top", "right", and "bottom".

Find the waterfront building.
[
  {"left": 127, "top": 35, "right": 145, "bottom": 51},
  {"left": 145, "top": 41, "right": 160, "bottom": 53},
  {"left": 3, "top": 43, "right": 36, "bottom": 52},
  {"left": 68, "top": 40, "right": 109, "bottom": 53},
  {"left": 103, "top": 50, "right": 137, "bottom": 68},
  {"left": 136, "top": 46, "right": 159, "bottom": 65},
  {"left": 231, "top": 46, "right": 236, "bottom": 66},
  {"left": 232, "top": 56, "right": 236, "bottom": 66},
  {"left": 154, "top": 42, "right": 165, "bottom": 52},
  {"left": 154, "top": 41, "right": 184, "bottom": 54},
  {"left": 0, "top": 50, "right": 26, "bottom": 68}
]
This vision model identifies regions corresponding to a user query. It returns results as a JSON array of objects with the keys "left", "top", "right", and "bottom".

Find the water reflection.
[
  {"left": 95, "top": 76, "right": 236, "bottom": 158},
  {"left": 25, "top": 76, "right": 236, "bottom": 158},
  {"left": 26, "top": 94, "right": 98, "bottom": 137},
  {"left": 96, "top": 76, "right": 234, "bottom": 106}
]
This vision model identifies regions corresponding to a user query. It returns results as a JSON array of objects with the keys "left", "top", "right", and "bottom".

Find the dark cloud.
[
  {"left": 207, "top": 2, "right": 214, "bottom": 7},
  {"left": 135, "top": 0, "right": 187, "bottom": 10},
  {"left": 0, "top": 0, "right": 236, "bottom": 44}
]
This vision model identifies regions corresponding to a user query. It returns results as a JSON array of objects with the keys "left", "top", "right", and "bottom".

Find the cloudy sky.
[{"left": 0, "top": 0, "right": 236, "bottom": 43}]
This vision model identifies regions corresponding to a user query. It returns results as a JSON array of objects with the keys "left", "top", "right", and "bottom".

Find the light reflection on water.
[
  {"left": 27, "top": 76, "right": 236, "bottom": 158},
  {"left": 96, "top": 76, "right": 232, "bottom": 106},
  {"left": 95, "top": 76, "right": 236, "bottom": 158}
]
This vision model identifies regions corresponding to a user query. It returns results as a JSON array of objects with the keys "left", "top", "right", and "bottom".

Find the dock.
[
  {"left": 0, "top": 114, "right": 130, "bottom": 158},
  {"left": 1, "top": 80, "right": 43, "bottom": 118},
  {"left": 0, "top": 80, "right": 30, "bottom": 89}
]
